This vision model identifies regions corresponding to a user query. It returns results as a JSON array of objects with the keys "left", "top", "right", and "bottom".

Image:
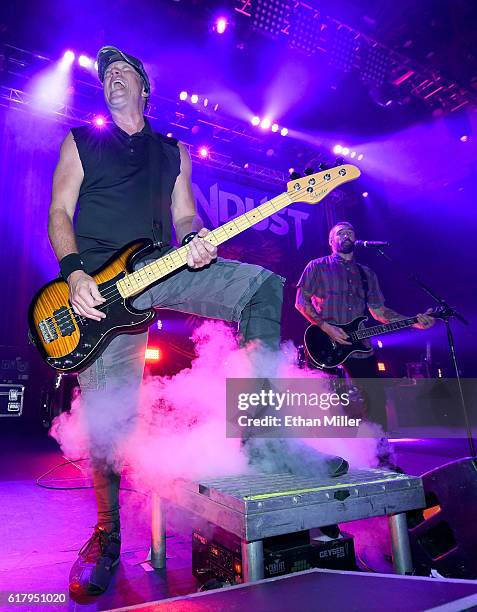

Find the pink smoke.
[{"left": 50, "top": 321, "right": 380, "bottom": 494}]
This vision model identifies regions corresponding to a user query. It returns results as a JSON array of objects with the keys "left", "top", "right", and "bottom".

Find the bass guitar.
[
  {"left": 29, "top": 164, "right": 360, "bottom": 372},
  {"left": 304, "top": 310, "right": 442, "bottom": 369}
]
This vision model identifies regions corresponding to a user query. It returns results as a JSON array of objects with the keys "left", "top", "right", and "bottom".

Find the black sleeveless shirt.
[{"left": 71, "top": 119, "right": 180, "bottom": 273}]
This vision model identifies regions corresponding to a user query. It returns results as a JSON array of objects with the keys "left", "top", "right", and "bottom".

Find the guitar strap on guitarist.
[{"left": 356, "top": 264, "right": 369, "bottom": 315}]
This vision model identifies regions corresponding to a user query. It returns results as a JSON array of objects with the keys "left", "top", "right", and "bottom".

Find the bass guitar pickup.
[{"left": 39, "top": 307, "right": 76, "bottom": 343}]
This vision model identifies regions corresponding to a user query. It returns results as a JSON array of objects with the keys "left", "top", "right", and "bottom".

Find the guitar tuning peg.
[
  {"left": 304, "top": 167, "right": 315, "bottom": 176},
  {"left": 318, "top": 162, "right": 328, "bottom": 171},
  {"left": 289, "top": 171, "right": 302, "bottom": 180},
  {"left": 335, "top": 157, "right": 344, "bottom": 166}
]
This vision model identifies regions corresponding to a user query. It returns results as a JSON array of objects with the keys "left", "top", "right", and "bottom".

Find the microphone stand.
[{"left": 373, "top": 247, "right": 475, "bottom": 459}]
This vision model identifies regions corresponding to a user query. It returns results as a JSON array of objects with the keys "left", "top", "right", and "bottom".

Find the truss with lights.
[
  {"left": 0, "top": 42, "right": 350, "bottom": 199},
  {"left": 235, "top": 0, "right": 476, "bottom": 113}
]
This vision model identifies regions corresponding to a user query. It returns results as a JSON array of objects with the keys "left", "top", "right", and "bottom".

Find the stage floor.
[
  {"left": 0, "top": 423, "right": 474, "bottom": 611},
  {"left": 107, "top": 569, "right": 477, "bottom": 612}
]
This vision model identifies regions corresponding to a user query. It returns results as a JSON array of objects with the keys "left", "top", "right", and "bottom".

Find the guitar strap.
[
  {"left": 356, "top": 264, "right": 369, "bottom": 315},
  {"left": 148, "top": 134, "right": 164, "bottom": 249}
]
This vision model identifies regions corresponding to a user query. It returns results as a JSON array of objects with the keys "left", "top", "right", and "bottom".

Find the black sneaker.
[
  {"left": 69, "top": 525, "right": 121, "bottom": 595},
  {"left": 326, "top": 457, "right": 349, "bottom": 478}
]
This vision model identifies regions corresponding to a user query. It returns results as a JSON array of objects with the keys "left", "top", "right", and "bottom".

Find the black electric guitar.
[
  {"left": 304, "top": 310, "right": 442, "bottom": 369},
  {"left": 28, "top": 164, "right": 360, "bottom": 372}
]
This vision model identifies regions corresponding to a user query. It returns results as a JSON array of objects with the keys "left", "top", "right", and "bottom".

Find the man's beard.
[{"left": 338, "top": 240, "right": 354, "bottom": 254}]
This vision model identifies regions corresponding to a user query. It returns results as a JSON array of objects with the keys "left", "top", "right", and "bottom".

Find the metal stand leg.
[
  {"left": 150, "top": 493, "right": 166, "bottom": 569},
  {"left": 388, "top": 512, "right": 413, "bottom": 575},
  {"left": 241, "top": 540, "right": 264, "bottom": 582}
]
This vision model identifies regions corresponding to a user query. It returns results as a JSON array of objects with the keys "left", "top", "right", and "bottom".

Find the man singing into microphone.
[{"left": 295, "top": 222, "right": 434, "bottom": 445}]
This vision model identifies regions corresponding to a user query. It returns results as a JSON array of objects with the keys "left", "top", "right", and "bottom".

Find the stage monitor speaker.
[{"left": 407, "top": 457, "right": 477, "bottom": 579}]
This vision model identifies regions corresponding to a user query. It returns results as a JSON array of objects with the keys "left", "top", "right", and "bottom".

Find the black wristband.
[
  {"left": 181, "top": 231, "right": 198, "bottom": 246},
  {"left": 59, "top": 253, "right": 85, "bottom": 280}
]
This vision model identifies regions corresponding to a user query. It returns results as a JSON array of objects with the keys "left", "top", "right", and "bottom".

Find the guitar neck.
[
  {"left": 354, "top": 317, "right": 419, "bottom": 340},
  {"left": 117, "top": 192, "right": 293, "bottom": 298}
]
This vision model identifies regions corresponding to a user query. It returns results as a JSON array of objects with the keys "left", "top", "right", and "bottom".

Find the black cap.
[{"left": 97, "top": 45, "right": 150, "bottom": 95}]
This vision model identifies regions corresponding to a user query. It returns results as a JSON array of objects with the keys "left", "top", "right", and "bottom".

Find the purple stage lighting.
[
  {"left": 350, "top": 151, "right": 357, "bottom": 158},
  {"left": 251, "top": 116, "right": 260, "bottom": 126},
  {"left": 179, "top": 91, "right": 188, "bottom": 101},
  {"left": 94, "top": 115, "right": 106, "bottom": 127},
  {"left": 191, "top": 94, "right": 199, "bottom": 104},
  {"left": 271, "top": 123, "right": 279, "bottom": 132},
  {"left": 78, "top": 55, "right": 93, "bottom": 68},
  {"left": 203, "top": 98, "right": 209, "bottom": 107},
  {"left": 362, "top": 191, "right": 369, "bottom": 198},
  {"left": 167, "top": 132, "right": 173, "bottom": 137},
  {"left": 62, "top": 50, "right": 75, "bottom": 65},
  {"left": 32, "top": 52, "right": 74, "bottom": 109},
  {"left": 357, "top": 153, "right": 364, "bottom": 160},
  {"left": 199, "top": 147, "right": 209, "bottom": 158},
  {"left": 280, "top": 127, "right": 288, "bottom": 136},
  {"left": 333, "top": 144, "right": 343, "bottom": 154},
  {"left": 342, "top": 146, "right": 350, "bottom": 155},
  {"left": 460, "top": 135, "right": 468, "bottom": 142},
  {"left": 260, "top": 118, "right": 271, "bottom": 129},
  {"left": 215, "top": 18, "right": 228, "bottom": 34}
]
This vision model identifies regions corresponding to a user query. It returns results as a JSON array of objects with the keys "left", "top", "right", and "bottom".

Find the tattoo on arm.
[
  {"left": 295, "top": 288, "right": 325, "bottom": 326},
  {"left": 370, "top": 305, "right": 406, "bottom": 324}
]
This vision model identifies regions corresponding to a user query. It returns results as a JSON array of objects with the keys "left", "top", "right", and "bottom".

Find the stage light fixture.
[
  {"left": 460, "top": 135, "right": 468, "bottom": 142},
  {"left": 250, "top": 0, "right": 291, "bottom": 39},
  {"left": 62, "top": 50, "right": 75, "bottom": 65},
  {"left": 191, "top": 94, "right": 199, "bottom": 104},
  {"left": 166, "top": 132, "right": 173, "bottom": 137},
  {"left": 203, "top": 98, "right": 209, "bottom": 107},
  {"left": 280, "top": 127, "right": 288, "bottom": 136},
  {"left": 156, "top": 320, "right": 163, "bottom": 330},
  {"left": 179, "top": 91, "right": 188, "bottom": 101},
  {"left": 289, "top": 3, "right": 323, "bottom": 56},
  {"left": 341, "top": 147, "right": 350, "bottom": 155},
  {"left": 271, "top": 123, "right": 279, "bottom": 132},
  {"left": 251, "top": 116, "right": 260, "bottom": 126},
  {"left": 93, "top": 115, "right": 106, "bottom": 127},
  {"left": 350, "top": 151, "right": 356, "bottom": 158},
  {"left": 260, "top": 118, "right": 271, "bottom": 129},
  {"left": 362, "top": 191, "right": 369, "bottom": 198},
  {"left": 328, "top": 24, "right": 360, "bottom": 73},
  {"left": 288, "top": 167, "right": 295, "bottom": 174},
  {"left": 215, "top": 18, "right": 228, "bottom": 34},
  {"left": 362, "top": 43, "right": 389, "bottom": 87},
  {"left": 333, "top": 144, "right": 343, "bottom": 154},
  {"left": 199, "top": 147, "right": 209, "bottom": 158},
  {"left": 78, "top": 55, "right": 93, "bottom": 68},
  {"left": 145, "top": 348, "right": 161, "bottom": 361},
  {"left": 377, "top": 361, "right": 386, "bottom": 372},
  {"left": 357, "top": 153, "right": 364, "bottom": 160},
  {"left": 213, "top": 103, "right": 219, "bottom": 111}
]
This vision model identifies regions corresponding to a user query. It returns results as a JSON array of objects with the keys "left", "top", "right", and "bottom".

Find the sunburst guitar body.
[{"left": 28, "top": 241, "right": 156, "bottom": 372}]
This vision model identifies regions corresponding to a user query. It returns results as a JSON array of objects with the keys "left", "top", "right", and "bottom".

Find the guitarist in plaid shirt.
[{"left": 296, "top": 222, "right": 434, "bottom": 441}]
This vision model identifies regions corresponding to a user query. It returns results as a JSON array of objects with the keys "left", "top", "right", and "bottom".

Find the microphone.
[{"left": 354, "top": 240, "right": 390, "bottom": 248}]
